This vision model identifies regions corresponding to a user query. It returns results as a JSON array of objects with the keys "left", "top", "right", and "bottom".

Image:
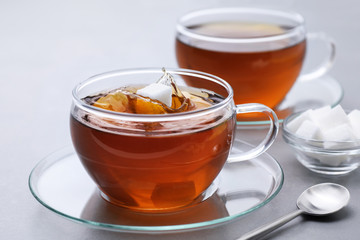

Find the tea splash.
[{"left": 86, "top": 68, "right": 215, "bottom": 114}]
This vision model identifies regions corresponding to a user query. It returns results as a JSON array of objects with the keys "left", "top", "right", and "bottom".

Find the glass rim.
[
  {"left": 72, "top": 68, "right": 235, "bottom": 122},
  {"left": 176, "top": 7, "right": 305, "bottom": 44}
]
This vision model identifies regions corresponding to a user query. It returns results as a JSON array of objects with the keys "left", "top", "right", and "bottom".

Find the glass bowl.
[{"left": 282, "top": 111, "right": 360, "bottom": 175}]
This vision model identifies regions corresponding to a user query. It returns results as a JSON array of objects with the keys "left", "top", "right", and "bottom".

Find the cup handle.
[
  {"left": 298, "top": 32, "right": 336, "bottom": 82},
  {"left": 228, "top": 104, "right": 279, "bottom": 163}
]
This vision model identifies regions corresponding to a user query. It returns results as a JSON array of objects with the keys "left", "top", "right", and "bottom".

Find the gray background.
[{"left": 1, "top": 0, "right": 359, "bottom": 239}]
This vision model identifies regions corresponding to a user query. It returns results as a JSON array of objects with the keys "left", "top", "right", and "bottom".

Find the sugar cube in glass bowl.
[{"left": 282, "top": 105, "right": 360, "bottom": 175}]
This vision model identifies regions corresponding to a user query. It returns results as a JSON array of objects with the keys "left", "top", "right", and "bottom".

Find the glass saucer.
[
  {"left": 28, "top": 139, "right": 283, "bottom": 233},
  {"left": 237, "top": 75, "right": 343, "bottom": 126}
]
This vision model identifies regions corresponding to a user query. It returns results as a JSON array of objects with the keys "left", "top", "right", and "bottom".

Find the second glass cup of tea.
[
  {"left": 176, "top": 8, "right": 335, "bottom": 109},
  {"left": 70, "top": 68, "right": 279, "bottom": 212}
]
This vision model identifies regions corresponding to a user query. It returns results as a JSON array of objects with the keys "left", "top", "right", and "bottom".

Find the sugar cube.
[
  {"left": 307, "top": 105, "right": 331, "bottom": 125},
  {"left": 295, "top": 119, "right": 320, "bottom": 140},
  {"left": 288, "top": 105, "right": 360, "bottom": 144},
  {"left": 316, "top": 105, "right": 349, "bottom": 132},
  {"left": 348, "top": 110, "right": 360, "bottom": 139},
  {"left": 137, "top": 83, "right": 172, "bottom": 107},
  {"left": 317, "top": 154, "right": 348, "bottom": 167},
  {"left": 286, "top": 105, "right": 360, "bottom": 167},
  {"left": 287, "top": 109, "right": 312, "bottom": 133},
  {"left": 322, "top": 123, "right": 356, "bottom": 149}
]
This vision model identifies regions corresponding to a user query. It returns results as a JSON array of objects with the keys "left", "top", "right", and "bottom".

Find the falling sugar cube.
[{"left": 137, "top": 83, "right": 173, "bottom": 107}]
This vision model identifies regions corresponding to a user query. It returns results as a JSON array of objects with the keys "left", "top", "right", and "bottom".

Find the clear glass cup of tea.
[
  {"left": 175, "top": 8, "right": 335, "bottom": 110},
  {"left": 70, "top": 68, "right": 279, "bottom": 212}
]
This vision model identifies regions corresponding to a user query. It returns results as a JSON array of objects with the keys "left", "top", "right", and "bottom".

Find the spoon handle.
[{"left": 237, "top": 209, "right": 303, "bottom": 240}]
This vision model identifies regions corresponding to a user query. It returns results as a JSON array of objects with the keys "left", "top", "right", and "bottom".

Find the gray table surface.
[{"left": 1, "top": 0, "right": 360, "bottom": 239}]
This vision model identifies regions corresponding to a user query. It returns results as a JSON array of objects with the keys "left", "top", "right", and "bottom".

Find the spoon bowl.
[{"left": 297, "top": 183, "right": 350, "bottom": 216}]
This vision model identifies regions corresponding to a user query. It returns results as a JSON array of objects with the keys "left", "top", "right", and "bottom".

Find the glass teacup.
[
  {"left": 70, "top": 68, "right": 279, "bottom": 212},
  {"left": 176, "top": 8, "right": 335, "bottom": 109}
]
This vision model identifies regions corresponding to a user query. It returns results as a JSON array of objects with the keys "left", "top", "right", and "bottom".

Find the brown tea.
[
  {"left": 71, "top": 85, "right": 235, "bottom": 212},
  {"left": 176, "top": 21, "right": 306, "bottom": 109}
]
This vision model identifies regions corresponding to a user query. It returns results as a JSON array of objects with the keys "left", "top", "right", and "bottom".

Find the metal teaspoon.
[{"left": 237, "top": 183, "right": 350, "bottom": 240}]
